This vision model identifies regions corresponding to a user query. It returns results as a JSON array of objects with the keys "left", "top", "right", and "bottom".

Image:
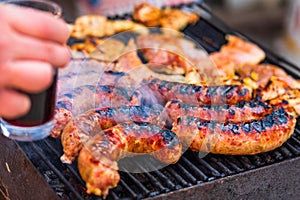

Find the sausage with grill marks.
[
  {"left": 165, "top": 100, "right": 272, "bottom": 124},
  {"left": 60, "top": 105, "right": 163, "bottom": 163},
  {"left": 51, "top": 84, "right": 141, "bottom": 138},
  {"left": 78, "top": 122, "right": 182, "bottom": 197},
  {"left": 171, "top": 107, "right": 296, "bottom": 155},
  {"left": 145, "top": 77, "right": 252, "bottom": 105}
]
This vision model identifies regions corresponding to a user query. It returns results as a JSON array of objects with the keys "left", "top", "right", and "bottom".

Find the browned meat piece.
[
  {"left": 136, "top": 34, "right": 210, "bottom": 76},
  {"left": 133, "top": 2, "right": 162, "bottom": 27},
  {"left": 209, "top": 35, "right": 266, "bottom": 79},
  {"left": 236, "top": 64, "right": 298, "bottom": 88},
  {"left": 165, "top": 100, "right": 272, "bottom": 124},
  {"left": 133, "top": 2, "right": 198, "bottom": 30},
  {"left": 60, "top": 105, "right": 163, "bottom": 163},
  {"left": 172, "top": 107, "right": 296, "bottom": 155},
  {"left": 78, "top": 123, "right": 182, "bottom": 197},
  {"left": 269, "top": 89, "right": 300, "bottom": 117},
  {"left": 145, "top": 77, "right": 252, "bottom": 105}
]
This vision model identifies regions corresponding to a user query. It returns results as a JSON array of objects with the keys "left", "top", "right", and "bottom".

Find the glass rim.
[{"left": 4, "top": 0, "right": 62, "bottom": 17}]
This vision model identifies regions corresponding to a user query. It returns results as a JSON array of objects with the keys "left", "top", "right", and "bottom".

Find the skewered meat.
[
  {"left": 145, "top": 77, "right": 252, "bottom": 105},
  {"left": 172, "top": 107, "right": 296, "bottom": 154},
  {"left": 78, "top": 122, "right": 182, "bottom": 197},
  {"left": 61, "top": 105, "right": 163, "bottom": 163},
  {"left": 165, "top": 100, "right": 272, "bottom": 124}
]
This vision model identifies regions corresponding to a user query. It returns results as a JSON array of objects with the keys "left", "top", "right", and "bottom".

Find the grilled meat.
[
  {"left": 209, "top": 35, "right": 266, "bottom": 79},
  {"left": 165, "top": 100, "right": 272, "bottom": 124},
  {"left": 269, "top": 89, "right": 300, "bottom": 117},
  {"left": 172, "top": 107, "right": 296, "bottom": 155},
  {"left": 145, "top": 77, "right": 252, "bottom": 105},
  {"left": 52, "top": 81, "right": 140, "bottom": 138},
  {"left": 133, "top": 2, "right": 198, "bottom": 30},
  {"left": 78, "top": 122, "right": 182, "bottom": 197},
  {"left": 69, "top": 14, "right": 148, "bottom": 39},
  {"left": 136, "top": 33, "right": 211, "bottom": 78},
  {"left": 61, "top": 105, "right": 163, "bottom": 163}
]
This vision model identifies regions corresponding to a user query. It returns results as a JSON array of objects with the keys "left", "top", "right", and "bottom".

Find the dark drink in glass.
[
  {"left": 5, "top": 72, "right": 57, "bottom": 127},
  {"left": 0, "top": 0, "right": 62, "bottom": 141}
]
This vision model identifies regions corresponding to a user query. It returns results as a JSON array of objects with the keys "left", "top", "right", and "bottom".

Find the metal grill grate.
[{"left": 16, "top": 2, "right": 300, "bottom": 200}]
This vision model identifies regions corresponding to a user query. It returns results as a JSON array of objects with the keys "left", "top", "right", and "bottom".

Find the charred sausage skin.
[
  {"left": 165, "top": 100, "right": 272, "bottom": 124},
  {"left": 78, "top": 122, "right": 182, "bottom": 197},
  {"left": 145, "top": 78, "right": 252, "bottom": 105},
  {"left": 172, "top": 107, "right": 296, "bottom": 155},
  {"left": 61, "top": 105, "right": 163, "bottom": 163}
]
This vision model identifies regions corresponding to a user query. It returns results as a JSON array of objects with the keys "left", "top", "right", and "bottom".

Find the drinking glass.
[{"left": 0, "top": 0, "right": 62, "bottom": 141}]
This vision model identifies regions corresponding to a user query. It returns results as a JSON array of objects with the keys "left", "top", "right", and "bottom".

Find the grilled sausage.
[
  {"left": 165, "top": 100, "right": 272, "bottom": 124},
  {"left": 145, "top": 78, "right": 252, "bottom": 105},
  {"left": 172, "top": 107, "right": 296, "bottom": 155},
  {"left": 78, "top": 122, "right": 182, "bottom": 197},
  {"left": 51, "top": 84, "right": 140, "bottom": 138},
  {"left": 60, "top": 105, "right": 164, "bottom": 163}
]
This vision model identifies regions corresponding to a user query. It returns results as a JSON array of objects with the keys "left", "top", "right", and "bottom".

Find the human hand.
[{"left": 0, "top": 4, "right": 70, "bottom": 118}]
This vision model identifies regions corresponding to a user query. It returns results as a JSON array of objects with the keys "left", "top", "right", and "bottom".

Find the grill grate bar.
[
  {"left": 223, "top": 157, "right": 244, "bottom": 173},
  {"left": 29, "top": 142, "right": 84, "bottom": 200},
  {"left": 259, "top": 153, "right": 274, "bottom": 164},
  {"left": 249, "top": 155, "right": 265, "bottom": 166},
  {"left": 167, "top": 167, "right": 189, "bottom": 188},
  {"left": 284, "top": 142, "right": 300, "bottom": 156},
  {"left": 236, "top": 156, "right": 255, "bottom": 170},
  {"left": 278, "top": 146, "right": 293, "bottom": 158},
  {"left": 271, "top": 150, "right": 284, "bottom": 161},
  {"left": 176, "top": 163, "right": 199, "bottom": 184},
  {"left": 194, "top": 155, "right": 223, "bottom": 177},
  {"left": 208, "top": 157, "right": 233, "bottom": 176},
  {"left": 42, "top": 140, "right": 86, "bottom": 186},
  {"left": 131, "top": 161, "right": 166, "bottom": 193},
  {"left": 290, "top": 136, "right": 300, "bottom": 147},
  {"left": 118, "top": 179, "right": 138, "bottom": 199},
  {"left": 146, "top": 163, "right": 176, "bottom": 190},
  {"left": 120, "top": 173, "right": 150, "bottom": 196},
  {"left": 180, "top": 157, "right": 208, "bottom": 181}
]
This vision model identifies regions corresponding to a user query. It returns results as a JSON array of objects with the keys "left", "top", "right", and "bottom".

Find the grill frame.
[{"left": 1, "top": 2, "right": 300, "bottom": 200}]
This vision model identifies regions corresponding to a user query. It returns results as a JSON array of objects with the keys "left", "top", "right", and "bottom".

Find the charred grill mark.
[
  {"left": 95, "top": 107, "right": 115, "bottom": 117},
  {"left": 146, "top": 78, "right": 252, "bottom": 105},
  {"left": 98, "top": 85, "right": 113, "bottom": 93},
  {"left": 104, "top": 70, "right": 126, "bottom": 77},
  {"left": 56, "top": 101, "right": 72, "bottom": 110},
  {"left": 172, "top": 106, "right": 296, "bottom": 155},
  {"left": 61, "top": 105, "right": 164, "bottom": 163},
  {"left": 238, "top": 88, "right": 249, "bottom": 97},
  {"left": 165, "top": 100, "right": 272, "bottom": 123},
  {"left": 73, "top": 87, "right": 83, "bottom": 95},
  {"left": 84, "top": 85, "right": 97, "bottom": 91},
  {"left": 107, "top": 122, "right": 181, "bottom": 151},
  {"left": 176, "top": 107, "right": 291, "bottom": 135},
  {"left": 207, "top": 86, "right": 218, "bottom": 97}
]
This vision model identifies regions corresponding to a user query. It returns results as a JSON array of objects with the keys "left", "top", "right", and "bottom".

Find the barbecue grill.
[{"left": 1, "top": 2, "right": 300, "bottom": 200}]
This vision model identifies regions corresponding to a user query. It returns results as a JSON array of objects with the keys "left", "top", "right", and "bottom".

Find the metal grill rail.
[{"left": 17, "top": 3, "right": 300, "bottom": 200}]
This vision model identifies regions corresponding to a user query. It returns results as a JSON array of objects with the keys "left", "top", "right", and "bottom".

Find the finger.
[
  {"left": 6, "top": 4, "right": 70, "bottom": 44},
  {"left": 0, "top": 89, "right": 30, "bottom": 119},
  {"left": 14, "top": 34, "right": 70, "bottom": 67},
  {"left": 1, "top": 61, "right": 54, "bottom": 93}
]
